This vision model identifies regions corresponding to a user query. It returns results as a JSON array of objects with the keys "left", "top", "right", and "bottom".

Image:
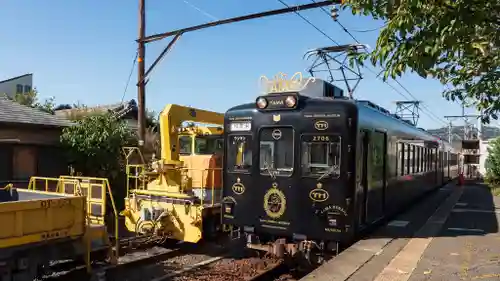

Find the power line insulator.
[{"left": 330, "top": 6, "right": 339, "bottom": 21}]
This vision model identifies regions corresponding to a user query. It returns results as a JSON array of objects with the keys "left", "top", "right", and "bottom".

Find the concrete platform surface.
[
  {"left": 301, "top": 182, "right": 459, "bottom": 281},
  {"left": 301, "top": 182, "right": 500, "bottom": 281},
  {"left": 408, "top": 183, "right": 500, "bottom": 281}
]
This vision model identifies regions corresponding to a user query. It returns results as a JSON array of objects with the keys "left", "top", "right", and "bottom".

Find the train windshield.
[
  {"left": 301, "top": 135, "right": 341, "bottom": 178},
  {"left": 259, "top": 127, "right": 294, "bottom": 177},
  {"left": 227, "top": 135, "right": 252, "bottom": 172},
  {"left": 195, "top": 136, "right": 223, "bottom": 155},
  {"left": 179, "top": 136, "right": 192, "bottom": 155}
]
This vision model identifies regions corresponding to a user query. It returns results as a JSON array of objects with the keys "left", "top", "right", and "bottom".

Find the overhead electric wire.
[
  {"left": 121, "top": 51, "right": 139, "bottom": 102},
  {"left": 181, "top": 0, "right": 446, "bottom": 127},
  {"left": 303, "top": 0, "right": 448, "bottom": 127}
]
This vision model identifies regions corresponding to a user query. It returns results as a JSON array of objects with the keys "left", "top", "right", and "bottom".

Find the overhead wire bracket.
[{"left": 304, "top": 44, "right": 368, "bottom": 99}]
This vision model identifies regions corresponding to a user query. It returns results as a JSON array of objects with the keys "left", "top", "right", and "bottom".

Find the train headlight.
[
  {"left": 256, "top": 97, "right": 268, "bottom": 109},
  {"left": 285, "top": 96, "right": 297, "bottom": 108}
]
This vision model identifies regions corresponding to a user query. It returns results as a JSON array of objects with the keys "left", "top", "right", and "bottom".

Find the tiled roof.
[
  {"left": 54, "top": 99, "right": 137, "bottom": 119},
  {"left": 0, "top": 96, "right": 74, "bottom": 127}
]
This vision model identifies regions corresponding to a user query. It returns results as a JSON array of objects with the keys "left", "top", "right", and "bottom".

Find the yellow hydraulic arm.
[{"left": 159, "top": 104, "right": 224, "bottom": 163}]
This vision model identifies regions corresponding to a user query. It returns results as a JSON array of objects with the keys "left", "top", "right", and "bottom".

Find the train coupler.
[{"left": 247, "top": 238, "right": 299, "bottom": 259}]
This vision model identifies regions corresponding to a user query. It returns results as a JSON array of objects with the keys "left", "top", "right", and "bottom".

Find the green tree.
[
  {"left": 10, "top": 88, "right": 56, "bottom": 114},
  {"left": 344, "top": 0, "right": 499, "bottom": 122},
  {"left": 485, "top": 137, "right": 500, "bottom": 185},
  {"left": 60, "top": 113, "right": 135, "bottom": 180}
]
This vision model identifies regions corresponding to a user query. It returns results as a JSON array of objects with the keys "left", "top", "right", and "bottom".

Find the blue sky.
[{"left": 0, "top": 0, "right": 479, "bottom": 129}]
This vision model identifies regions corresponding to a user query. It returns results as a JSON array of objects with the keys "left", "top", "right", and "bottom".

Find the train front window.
[
  {"left": 195, "top": 136, "right": 223, "bottom": 155},
  {"left": 259, "top": 127, "right": 294, "bottom": 177},
  {"left": 179, "top": 136, "right": 192, "bottom": 155},
  {"left": 227, "top": 135, "right": 252, "bottom": 172},
  {"left": 301, "top": 135, "right": 341, "bottom": 178}
]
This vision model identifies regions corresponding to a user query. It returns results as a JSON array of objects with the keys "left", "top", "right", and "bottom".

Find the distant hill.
[{"left": 426, "top": 125, "right": 500, "bottom": 146}]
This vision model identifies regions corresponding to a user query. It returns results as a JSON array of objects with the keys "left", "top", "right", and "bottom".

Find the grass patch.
[
  {"left": 491, "top": 186, "right": 500, "bottom": 197},
  {"left": 486, "top": 183, "right": 500, "bottom": 196}
]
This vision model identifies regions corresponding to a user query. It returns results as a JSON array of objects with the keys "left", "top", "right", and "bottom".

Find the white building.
[
  {"left": 0, "top": 73, "right": 33, "bottom": 98},
  {"left": 479, "top": 140, "right": 491, "bottom": 176}
]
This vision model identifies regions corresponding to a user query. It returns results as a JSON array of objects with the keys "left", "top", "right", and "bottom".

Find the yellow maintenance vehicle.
[
  {"left": 121, "top": 104, "right": 224, "bottom": 243},
  {"left": 0, "top": 176, "right": 118, "bottom": 281}
]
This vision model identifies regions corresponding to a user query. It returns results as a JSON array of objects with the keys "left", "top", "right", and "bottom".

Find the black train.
[{"left": 221, "top": 77, "right": 459, "bottom": 262}]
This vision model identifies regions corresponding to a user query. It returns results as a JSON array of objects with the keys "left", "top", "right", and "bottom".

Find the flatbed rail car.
[
  {"left": 0, "top": 176, "right": 118, "bottom": 281},
  {"left": 0, "top": 184, "right": 85, "bottom": 281}
]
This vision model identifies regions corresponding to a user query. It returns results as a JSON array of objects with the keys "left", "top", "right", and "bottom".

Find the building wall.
[
  {"left": 0, "top": 125, "right": 68, "bottom": 189},
  {"left": 479, "top": 140, "right": 491, "bottom": 176},
  {"left": 0, "top": 74, "right": 33, "bottom": 98}
]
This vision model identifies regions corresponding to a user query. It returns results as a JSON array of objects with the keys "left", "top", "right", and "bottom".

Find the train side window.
[
  {"left": 415, "top": 147, "right": 420, "bottom": 173},
  {"left": 404, "top": 143, "right": 410, "bottom": 175},
  {"left": 399, "top": 142, "right": 405, "bottom": 176},
  {"left": 301, "top": 135, "right": 341, "bottom": 178},
  {"left": 227, "top": 135, "right": 252, "bottom": 172},
  {"left": 259, "top": 127, "right": 294, "bottom": 177},
  {"left": 422, "top": 147, "right": 425, "bottom": 172},
  {"left": 408, "top": 145, "right": 414, "bottom": 174},
  {"left": 179, "top": 136, "right": 192, "bottom": 155}
]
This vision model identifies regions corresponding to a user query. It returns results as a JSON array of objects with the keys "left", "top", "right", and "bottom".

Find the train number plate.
[{"left": 40, "top": 199, "right": 71, "bottom": 208}]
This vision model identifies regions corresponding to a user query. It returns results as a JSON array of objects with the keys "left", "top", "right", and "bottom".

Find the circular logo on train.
[
  {"left": 232, "top": 178, "right": 245, "bottom": 195},
  {"left": 263, "top": 184, "right": 286, "bottom": 219}
]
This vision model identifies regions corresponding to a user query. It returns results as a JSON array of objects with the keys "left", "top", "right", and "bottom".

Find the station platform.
[{"left": 301, "top": 181, "right": 500, "bottom": 281}]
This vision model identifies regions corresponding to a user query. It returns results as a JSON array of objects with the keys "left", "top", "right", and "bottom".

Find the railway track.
[
  {"left": 41, "top": 236, "right": 243, "bottom": 281},
  {"left": 41, "top": 236, "right": 337, "bottom": 281}
]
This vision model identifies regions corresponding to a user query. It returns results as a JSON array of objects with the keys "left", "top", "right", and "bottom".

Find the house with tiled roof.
[
  {"left": 0, "top": 96, "right": 73, "bottom": 186},
  {"left": 54, "top": 99, "right": 139, "bottom": 131}
]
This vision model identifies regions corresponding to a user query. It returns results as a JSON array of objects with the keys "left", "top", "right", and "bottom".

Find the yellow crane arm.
[{"left": 159, "top": 104, "right": 224, "bottom": 162}]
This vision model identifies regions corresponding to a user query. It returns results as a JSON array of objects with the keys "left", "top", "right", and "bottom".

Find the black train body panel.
[{"left": 221, "top": 78, "right": 459, "bottom": 246}]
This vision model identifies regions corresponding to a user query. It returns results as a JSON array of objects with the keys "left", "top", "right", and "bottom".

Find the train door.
[
  {"left": 366, "top": 131, "right": 386, "bottom": 223},
  {"left": 357, "top": 130, "right": 369, "bottom": 227},
  {"left": 256, "top": 126, "right": 296, "bottom": 232}
]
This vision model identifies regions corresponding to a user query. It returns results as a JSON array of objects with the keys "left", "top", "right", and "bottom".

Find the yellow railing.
[
  {"left": 125, "top": 164, "right": 148, "bottom": 195},
  {"left": 28, "top": 176, "right": 120, "bottom": 258}
]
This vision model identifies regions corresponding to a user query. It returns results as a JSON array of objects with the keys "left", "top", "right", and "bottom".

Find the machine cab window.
[
  {"left": 179, "top": 135, "right": 224, "bottom": 155},
  {"left": 179, "top": 135, "right": 192, "bottom": 155},
  {"left": 195, "top": 135, "right": 223, "bottom": 155},
  {"left": 301, "top": 135, "right": 341, "bottom": 178},
  {"left": 259, "top": 127, "right": 294, "bottom": 177},
  {"left": 227, "top": 135, "right": 252, "bottom": 172}
]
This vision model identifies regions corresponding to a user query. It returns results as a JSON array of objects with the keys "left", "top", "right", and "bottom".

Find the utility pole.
[
  {"left": 134, "top": 0, "right": 339, "bottom": 149},
  {"left": 137, "top": 0, "right": 146, "bottom": 147}
]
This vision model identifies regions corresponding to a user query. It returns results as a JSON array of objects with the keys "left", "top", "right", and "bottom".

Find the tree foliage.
[
  {"left": 344, "top": 0, "right": 499, "bottom": 122},
  {"left": 485, "top": 137, "right": 500, "bottom": 185},
  {"left": 60, "top": 113, "right": 135, "bottom": 180},
  {"left": 9, "top": 88, "right": 57, "bottom": 114}
]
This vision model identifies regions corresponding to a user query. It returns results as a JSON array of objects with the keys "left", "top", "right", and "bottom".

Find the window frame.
[
  {"left": 194, "top": 135, "right": 223, "bottom": 155},
  {"left": 258, "top": 126, "right": 295, "bottom": 178},
  {"left": 178, "top": 135, "right": 193, "bottom": 155},
  {"left": 16, "top": 84, "right": 23, "bottom": 93},
  {"left": 300, "top": 133, "right": 342, "bottom": 179},
  {"left": 226, "top": 133, "right": 253, "bottom": 174}
]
